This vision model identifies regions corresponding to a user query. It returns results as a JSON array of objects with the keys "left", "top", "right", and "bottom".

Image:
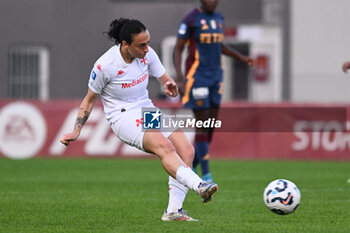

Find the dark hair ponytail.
[{"left": 107, "top": 18, "right": 147, "bottom": 45}]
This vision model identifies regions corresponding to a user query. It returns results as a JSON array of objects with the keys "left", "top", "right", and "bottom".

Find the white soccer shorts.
[{"left": 110, "top": 107, "right": 173, "bottom": 151}]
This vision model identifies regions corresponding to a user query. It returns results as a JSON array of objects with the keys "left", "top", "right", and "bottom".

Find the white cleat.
[{"left": 161, "top": 209, "right": 199, "bottom": 221}]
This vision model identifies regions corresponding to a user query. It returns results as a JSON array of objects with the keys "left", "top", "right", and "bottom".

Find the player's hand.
[
  {"left": 342, "top": 62, "right": 350, "bottom": 73},
  {"left": 164, "top": 80, "right": 178, "bottom": 97},
  {"left": 60, "top": 131, "right": 80, "bottom": 146},
  {"left": 243, "top": 56, "right": 255, "bottom": 66}
]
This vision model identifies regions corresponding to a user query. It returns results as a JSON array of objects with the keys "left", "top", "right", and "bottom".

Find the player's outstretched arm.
[
  {"left": 342, "top": 62, "right": 350, "bottom": 73},
  {"left": 221, "top": 44, "right": 254, "bottom": 66},
  {"left": 159, "top": 73, "right": 179, "bottom": 97},
  {"left": 60, "top": 88, "right": 99, "bottom": 146}
]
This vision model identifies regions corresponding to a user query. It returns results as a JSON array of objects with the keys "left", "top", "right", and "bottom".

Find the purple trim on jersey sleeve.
[
  {"left": 185, "top": 33, "right": 197, "bottom": 76},
  {"left": 183, "top": 8, "right": 199, "bottom": 25}
]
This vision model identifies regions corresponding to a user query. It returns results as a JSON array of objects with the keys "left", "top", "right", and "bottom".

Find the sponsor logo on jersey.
[
  {"left": 178, "top": 23, "right": 187, "bottom": 35},
  {"left": 121, "top": 73, "right": 147, "bottom": 89},
  {"left": 143, "top": 109, "right": 161, "bottom": 129},
  {"left": 117, "top": 70, "right": 125, "bottom": 76},
  {"left": 192, "top": 87, "right": 209, "bottom": 99},
  {"left": 201, "top": 24, "right": 209, "bottom": 30}
]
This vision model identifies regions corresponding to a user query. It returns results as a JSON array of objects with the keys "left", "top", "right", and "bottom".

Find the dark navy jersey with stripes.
[{"left": 177, "top": 7, "right": 224, "bottom": 86}]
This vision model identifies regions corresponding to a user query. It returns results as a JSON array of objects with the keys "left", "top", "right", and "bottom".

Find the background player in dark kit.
[{"left": 174, "top": 0, "right": 254, "bottom": 181}]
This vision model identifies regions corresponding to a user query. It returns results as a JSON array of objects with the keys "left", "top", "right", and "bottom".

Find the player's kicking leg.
[
  {"left": 143, "top": 130, "right": 218, "bottom": 221},
  {"left": 142, "top": 131, "right": 218, "bottom": 199}
]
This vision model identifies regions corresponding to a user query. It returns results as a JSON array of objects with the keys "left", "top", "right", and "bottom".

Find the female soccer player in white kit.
[{"left": 60, "top": 18, "right": 218, "bottom": 221}]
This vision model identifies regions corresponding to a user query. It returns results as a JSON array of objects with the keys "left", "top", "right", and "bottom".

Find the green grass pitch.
[{"left": 0, "top": 158, "right": 349, "bottom": 233}]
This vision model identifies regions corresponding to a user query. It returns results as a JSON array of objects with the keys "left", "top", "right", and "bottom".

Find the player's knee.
[{"left": 158, "top": 140, "right": 176, "bottom": 156}]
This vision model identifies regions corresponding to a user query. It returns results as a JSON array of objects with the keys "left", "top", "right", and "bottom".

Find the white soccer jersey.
[{"left": 88, "top": 45, "right": 166, "bottom": 123}]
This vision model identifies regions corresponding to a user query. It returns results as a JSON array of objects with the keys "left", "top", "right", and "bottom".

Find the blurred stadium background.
[{"left": 1, "top": 0, "right": 350, "bottom": 160}]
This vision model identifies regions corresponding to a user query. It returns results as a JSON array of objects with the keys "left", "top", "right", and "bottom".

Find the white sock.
[
  {"left": 175, "top": 165, "right": 203, "bottom": 193},
  {"left": 166, "top": 176, "right": 188, "bottom": 213}
]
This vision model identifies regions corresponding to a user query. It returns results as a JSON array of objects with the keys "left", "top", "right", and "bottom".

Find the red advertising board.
[{"left": 0, "top": 100, "right": 349, "bottom": 160}]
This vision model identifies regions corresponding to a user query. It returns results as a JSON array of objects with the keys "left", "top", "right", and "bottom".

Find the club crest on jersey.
[
  {"left": 140, "top": 58, "right": 147, "bottom": 65},
  {"left": 200, "top": 19, "right": 209, "bottom": 30}
]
